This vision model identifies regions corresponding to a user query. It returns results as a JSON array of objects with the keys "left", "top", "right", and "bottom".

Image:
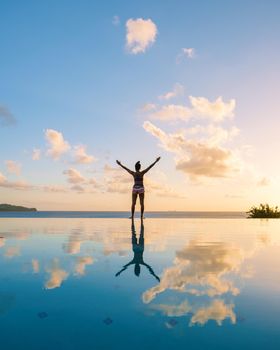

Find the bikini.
[{"left": 132, "top": 173, "right": 144, "bottom": 194}]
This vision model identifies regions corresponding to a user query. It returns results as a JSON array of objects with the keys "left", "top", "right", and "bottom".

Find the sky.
[{"left": 0, "top": 0, "right": 280, "bottom": 211}]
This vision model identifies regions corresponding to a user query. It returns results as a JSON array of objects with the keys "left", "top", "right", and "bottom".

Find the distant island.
[{"left": 0, "top": 204, "right": 37, "bottom": 212}]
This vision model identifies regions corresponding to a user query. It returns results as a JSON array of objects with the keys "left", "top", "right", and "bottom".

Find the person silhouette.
[
  {"left": 116, "top": 157, "right": 160, "bottom": 219},
  {"left": 115, "top": 220, "right": 160, "bottom": 282}
]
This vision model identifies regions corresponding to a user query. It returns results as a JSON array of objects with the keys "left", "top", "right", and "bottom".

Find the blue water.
[
  {"left": 1, "top": 218, "right": 280, "bottom": 349},
  {"left": 0, "top": 211, "right": 247, "bottom": 218}
]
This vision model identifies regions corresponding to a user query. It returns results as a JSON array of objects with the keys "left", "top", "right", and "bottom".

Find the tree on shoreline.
[{"left": 247, "top": 203, "right": 280, "bottom": 218}]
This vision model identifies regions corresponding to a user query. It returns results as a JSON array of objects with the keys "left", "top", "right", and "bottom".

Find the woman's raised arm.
[
  {"left": 141, "top": 157, "right": 161, "bottom": 174},
  {"left": 116, "top": 160, "right": 134, "bottom": 175}
]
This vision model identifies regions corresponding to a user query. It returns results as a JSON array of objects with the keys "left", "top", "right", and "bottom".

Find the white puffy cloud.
[
  {"left": 158, "top": 83, "right": 184, "bottom": 101},
  {"left": 151, "top": 300, "right": 192, "bottom": 317},
  {"left": 32, "top": 148, "right": 41, "bottom": 161},
  {"left": 150, "top": 299, "right": 235, "bottom": 327},
  {"left": 182, "top": 47, "right": 195, "bottom": 58},
  {"left": 126, "top": 18, "right": 157, "bottom": 54},
  {"left": 0, "top": 105, "right": 16, "bottom": 126},
  {"left": 143, "top": 121, "right": 239, "bottom": 180},
  {"left": 45, "top": 129, "right": 70, "bottom": 160},
  {"left": 145, "top": 95, "right": 235, "bottom": 123},
  {"left": 190, "top": 299, "right": 236, "bottom": 326},
  {"left": 74, "top": 256, "right": 94, "bottom": 276},
  {"left": 149, "top": 104, "right": 192, "bottom": 121},
  {"left": 73, "top": 145, "right": 96, "bottom": 164},
  {"left": 63, "top": 168, "right": 86, "bottom": 184},
  {"left": 45, "top": 259, "right": 69, "bottom": 289},
  {"left": 5, "top": 160, "right": 21, "bottom": 176},
  {"left": 190, "top": 96, "right": 235, "bottom": 122},
  {"left": 176, "top": 48, "right": 195, "bottom": 63},
  {"left": 142, "top": 239, "right": 244, "bottom": 304}
]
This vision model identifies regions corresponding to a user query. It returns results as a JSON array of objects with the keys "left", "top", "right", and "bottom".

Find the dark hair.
[
  {"left": 135, "top": 161, "right": 141, "bottom": 171},
  {"left": 134, "top": 264, "right": 140, "bottom": 276}
]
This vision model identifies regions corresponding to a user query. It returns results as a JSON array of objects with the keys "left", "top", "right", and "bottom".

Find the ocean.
[{"left": 1, "top": 217, "right": 280, "bottom": 349}]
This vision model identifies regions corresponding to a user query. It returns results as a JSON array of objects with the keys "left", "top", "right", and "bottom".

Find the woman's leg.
[
  {"left": 139, "top": 192, "right": 145, "bottom": 219},
  {"left": 131, "top": 193, "right": 137, "bottom": 219}
]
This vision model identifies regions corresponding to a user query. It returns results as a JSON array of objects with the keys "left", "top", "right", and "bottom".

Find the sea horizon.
[{"left": 0, "top": 210, "right": 247, "bottom": 219}]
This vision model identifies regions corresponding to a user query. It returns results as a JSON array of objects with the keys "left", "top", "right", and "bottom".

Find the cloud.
[
  {"left": 158, "top": 83, "right": 184, "bottom": 101},
  {"left": 142, "top": 239, "right": 244, "bottom": 304},
  {"left": 5, "top": 160, "right": 21, "bottom": 176},
  {"left": 145, "top": 96, "right": 235, "bottom": 123},
  {"left": 104, "top": 164, "right": 131, "bottom": 193},
  {"left": 43, "top": 185, "right": 68, "bottom": 193},
  {"left": 176, "top": 48, "right": 195, "bottom": 63},
  {"left": 190, "top": 299, "right": 236, "bottom": 326},
  {"left": 70, "top": 184, "right": 85, "bottom": 192},
  {"left": 45, "top": 259, "right": 69, "bottom": 289},
  {"left": 149, "top": 104, "right": 192, "bottom": 121},
  {"left": 63, "top": 168, "right": 86, "bottom": 184},
  {"left": 257, "top": 177, "right": 270, "bottom": 186},
  {"left": 45, "top": 129, "right": 70, "bottom": 160},
  {"left": 63, "top": 168, "right": 101, "bottom": 193},
  {"left": 139, "top": 103, "right": 157, "bottom": 113},
  {"left": 32, "top": 259, "right": 40, "bottom": 273},
  {"left": 112, "top": 15, "right": 120, "bottom": 26},
  {"left": 74, "top": 256, "right": 94, "bottom": 276},
  {"left": 32, "top": 148, "right": 41, "bottom": 161},
  {"left": 190, "top": 96, "right": 235, "bottom": 122},
  {"left": 143, "top": 121, "right": 239, "bottom": 180},
  {"left": 175, "top": 145, "right": 235, "bottom": 179},
  {"left": 126, "top": 18, "right": 157, "bottom": 54},
  {"left": 151, "top": 300, "right": 192, "bottom": 317},
  {"left": 0, "top": 105, "right": 16, "bottom": 126},
  {"left": 183, "top": 48, "right": 195, "bottom": 58},
  {"left": 63, "top": 236, "right": 82, "bottom": 254},
  {"left": 73, "top": 145, "right": 96, "bottom": 164},
  {"left": 145, "top": 175, "right": 185, "bottom": 198},
  {"left": 149, "top": 299, "right": 236, "bottom": 327},
  {"left": 0, "top": 172, "right": 33, "bottom": 190}
]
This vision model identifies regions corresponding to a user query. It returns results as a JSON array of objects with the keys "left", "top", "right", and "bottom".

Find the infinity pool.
[{"left": 1, "top": 218, "right": 280, "bottom": 349}]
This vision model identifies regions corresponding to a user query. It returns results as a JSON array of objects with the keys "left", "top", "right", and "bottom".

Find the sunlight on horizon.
[{"left": 1, "top": 1, "right": 280, "bottom": 211}]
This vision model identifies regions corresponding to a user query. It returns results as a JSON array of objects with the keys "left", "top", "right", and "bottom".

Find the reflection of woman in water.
[
  {"left": 115, "top": 221, "right": 160, "bottom": 282},
  {"left": 116, "top": 157, "right": 160, "bottom": 219}
]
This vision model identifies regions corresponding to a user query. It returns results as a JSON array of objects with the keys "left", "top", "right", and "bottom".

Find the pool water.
[{"left": 1, "top": 218, "right": 280, "bottom": 349}]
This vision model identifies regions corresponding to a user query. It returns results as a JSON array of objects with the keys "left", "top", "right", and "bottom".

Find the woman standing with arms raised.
[{"left": 116, "top": 157, "right": 161, "bottom": 220}]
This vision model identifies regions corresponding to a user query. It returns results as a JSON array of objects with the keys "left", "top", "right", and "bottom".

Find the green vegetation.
[
  {"left": 247, "top": 203, "right": 280, "bottom": 218},
  {"left": 0, "top": 204, "right": 37, "bottom": 212}
]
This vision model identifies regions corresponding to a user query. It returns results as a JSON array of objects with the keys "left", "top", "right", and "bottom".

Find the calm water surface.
[{"left": 0, "top": 218, "right": 280, "bottom": 349}]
